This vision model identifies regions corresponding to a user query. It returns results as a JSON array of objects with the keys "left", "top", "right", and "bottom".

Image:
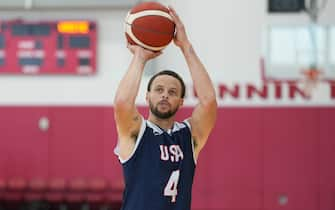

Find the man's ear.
[
  {"left": 179, "top": 98, "right": 184, "bottom": 107},
  {"left": 146, "top": 92, "right": 149, "bottom": 103}
]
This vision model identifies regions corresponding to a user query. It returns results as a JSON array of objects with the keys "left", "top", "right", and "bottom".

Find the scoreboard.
[{"left": 0, "top": 20, "right": 97, "bottom": 75}]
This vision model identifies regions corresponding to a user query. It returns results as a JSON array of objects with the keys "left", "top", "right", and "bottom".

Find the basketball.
[{"left": 125, "top": 2, "right": 175, "bottom": 51}]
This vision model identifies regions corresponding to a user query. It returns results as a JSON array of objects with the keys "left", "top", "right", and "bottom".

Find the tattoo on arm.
[
  {"left": 130, "top": 132, "right": 138, "bottom": 141},
  {"left": 133, "top": 115, "right": 140, "bottom": 122},
  {"left": 130, "top": 115, "right": 140, "bottom": 141},
  {"left": 192, "top": 136, "right": 198, "bottom": 148}
]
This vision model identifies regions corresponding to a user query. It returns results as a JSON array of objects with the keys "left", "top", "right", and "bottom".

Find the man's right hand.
[{"left": 127, "top": 44, "right": 162, "bottom": 63}]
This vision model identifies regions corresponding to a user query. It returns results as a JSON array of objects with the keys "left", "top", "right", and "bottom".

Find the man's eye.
[
  {"left": 169, "top": 90, "right": 177, "bottom": 95},
  {"left": 155, "top": 88, "right": 163, "bottom": 92}
]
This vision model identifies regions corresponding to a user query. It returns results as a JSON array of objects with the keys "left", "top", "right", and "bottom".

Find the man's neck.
[{"left": 148, "top": 115, "right": 175, "bottom": 131}]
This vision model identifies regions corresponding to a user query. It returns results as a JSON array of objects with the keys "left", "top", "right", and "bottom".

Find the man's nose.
[{"left": 161, "top": 91, "right": 169, "bottom": 99}]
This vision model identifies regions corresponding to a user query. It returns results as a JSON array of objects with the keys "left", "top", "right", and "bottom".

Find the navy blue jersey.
[{"left": 115, "top": 118, "right": 196, "bottom": 210}]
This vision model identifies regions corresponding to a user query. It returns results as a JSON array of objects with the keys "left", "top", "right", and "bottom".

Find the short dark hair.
[{"left": 147, "top": 70, "right": 186, "bottom": 98}]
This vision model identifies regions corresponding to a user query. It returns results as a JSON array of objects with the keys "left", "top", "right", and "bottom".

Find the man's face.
[{"left": 146, "top": 75, "right": 184, "bottom": 119}]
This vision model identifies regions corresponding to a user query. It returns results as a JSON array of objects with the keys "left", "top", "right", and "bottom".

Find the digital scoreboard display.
[{"left": 0, "top": 20, "right": 97, "bottom": 75}]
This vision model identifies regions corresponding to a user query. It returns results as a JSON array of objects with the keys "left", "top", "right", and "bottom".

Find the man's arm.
[
  {"left": 169, "top": 7, "right": 217, "bottom": 157},
  {"left": 114, "top": 45, "right": 161, "bottom": 160}
]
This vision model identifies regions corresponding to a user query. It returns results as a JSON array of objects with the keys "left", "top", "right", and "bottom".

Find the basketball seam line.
[
  {"left": 125, "top": 22, "right": 174, "bottom": 35},
  {"left": 126, "top": 10, "right": 173, "bottom": 24}
]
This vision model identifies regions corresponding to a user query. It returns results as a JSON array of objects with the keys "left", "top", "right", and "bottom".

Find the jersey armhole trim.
[
  {"left": 183, "top": 119, "right": 197, "bottom": 165},
  {"left": 114, "top": 117, "right": 147, "bottom": 164}
]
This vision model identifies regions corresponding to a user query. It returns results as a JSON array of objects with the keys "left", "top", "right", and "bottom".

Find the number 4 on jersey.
[{"left": 164, "top": 170, "right": 180, "bottom": 202}]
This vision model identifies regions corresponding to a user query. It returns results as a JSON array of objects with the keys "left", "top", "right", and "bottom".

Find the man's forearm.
[
  {"left": 114, "top": 55, "right": 145, "bottom": 106},
  {"left": 182, "top": 44, "right": 216, "bottom": 104}
]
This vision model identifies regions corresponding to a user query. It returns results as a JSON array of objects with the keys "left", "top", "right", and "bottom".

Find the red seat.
[
  {"left": 25, "top": 178, "right": 47, "bottom": 201},
  {"left": 87, "top": 178, "right": 107, "bottom": 202},
  {"left": 7, "top": 177, "right": 27, "bottom": 191},
  {"left": 5, "top": 177, "right": 27, "bottom": 201},
  {"left": 29, "top": 178, "right": 47, "bottom": 191},
  {"left": 66, "top": 178, "right": 88, "bottom": 202},
  {"left": 45, "top": 178, "right": 67, "bottom": 202},
  {"left": 104, "top": 179, "right": 124, "bottom": 203},
  {"left": 0, "top": 178, "right": 6, "bottom": 199},
  {"left": 0, "top": 178, "right": 6, "bottom": 190}
]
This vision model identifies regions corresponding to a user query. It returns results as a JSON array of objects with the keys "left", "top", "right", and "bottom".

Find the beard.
[{"left": 149, "top": 100, "right": 179, "bottom": 119}]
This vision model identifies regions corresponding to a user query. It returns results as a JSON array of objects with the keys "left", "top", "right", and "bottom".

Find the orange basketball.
[{"left": 125, "top": 2, "right": 175, "bottom": 51}]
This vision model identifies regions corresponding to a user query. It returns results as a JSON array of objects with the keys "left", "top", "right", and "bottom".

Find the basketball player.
[{"left": 114, "top": 6, "right": 217, "bottom": 210}]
